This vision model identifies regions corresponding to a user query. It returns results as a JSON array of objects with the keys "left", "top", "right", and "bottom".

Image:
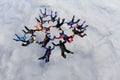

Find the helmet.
[
  {"left": 48, "top": 46, "right": 51, "bottom": 48},
  {"left": 59, "top": 40, "right": 62, "bottom": 43}
]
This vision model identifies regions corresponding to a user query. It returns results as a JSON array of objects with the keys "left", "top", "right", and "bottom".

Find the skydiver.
[
  {"left": 54, "top": 17, "right": 65, "bottom": 30},
  {"left": 38, "top": 45, "right": 55, "bottom": 63},
  {"left": 52, "top": 40, "right": 74, "bottom": 58},
  {"left": 72, "top": 28, "right": 87, "bottom": 38},
  {"left": 55, "top": 30, "right": 75, "bottom": 43},
  {"left": 21, "top": 35, "right": 38, "bottom": 46},
  {"left": 13, "top": 34, "right": 37, "bottom": 46},
  {"left": 48, "top": 11, "right": 58, "bottom": 23},
  {"left": 13, "top": 34, "right": 26, "bottom": 42},
  {"left": 65, "top": 15, "right": 80, "bottom": 29},
  {"left": 74, "top": 21, "right": 88, "bottom": 30},
  {"left": 22, "top": 26, "right": 36, "bottom": 36},
  {"left": 38, "top": 33, "right": 55, "bottom": 47}
]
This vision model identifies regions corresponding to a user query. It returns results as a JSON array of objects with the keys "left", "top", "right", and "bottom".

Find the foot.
[
  {"left": 62, "top": 54, "right": 66, "bottom": 59},
  {"left": 38, "top": 58, "right": 44, "bottom": 60},
  {"left": 70, "top": 52, "right": 74, "bottom": 54},
  {"left": 38, "top": 58, "right": 41, "bottom": 60}
]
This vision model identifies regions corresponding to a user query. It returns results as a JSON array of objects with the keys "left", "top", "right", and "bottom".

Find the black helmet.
[
  {"left": 48, "top": 46, "right": 51, "bottom": 48},
  {"left": 59, "top": 40, "right": 62, "bottom": 43}
]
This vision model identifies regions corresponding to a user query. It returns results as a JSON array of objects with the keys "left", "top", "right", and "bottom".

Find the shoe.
[
  {"left": 62, "top": 54, "right": 66, "bottom": 59},
  {"left": 69, "top": 51, "right": 74, "bottom": 54}
]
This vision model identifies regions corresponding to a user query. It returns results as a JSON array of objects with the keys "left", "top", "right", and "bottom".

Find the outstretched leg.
[
  {"left": 61, "top": 51, "right": 66, "bottom": 58},
  {"left": 40, "top": 9, "right": 44, "bottom": 15},
  {"left": 81, "top": 21, "right": 86, "bottom": 26},
  {"left": 45, "top": 56, "right": 49, "bottom": 63},
  {"left": 24, "top": 26, "right": 29, "bottom": 31},
  {"left": 38, "top": 55, "right": 46, "bottom": 60},
  {"left": 83, "top": 25, "right": 88, "bottom": 29},
  {"left": 65, "top": 49, "right": 74, "bottom": 54},
  {"left": 13, "top": 34, "right": 20, "bottom": 41},
  {"left": 15, "top": 34, "right": 20, "bottom": 39},
  {"left": 23, "top": 34, "right": 26, "bottom": 40},
  {"left": 39, "top": 15, "right": 43, "bottom": 22},
  {"left": 44, "top": 8, "right": 47, "bottom": 15},
  {"left": 22, "top": 30, "right": 27, "bottom": 34},
  {"left": 35, "top": 17, "right": 40, "bottom": 22},
  {"left": 71, "top": 15, "right": 75, "bottom": 22}
]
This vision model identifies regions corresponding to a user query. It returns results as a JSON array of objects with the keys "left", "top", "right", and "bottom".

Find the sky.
[{"left": 0, "top": 0, "right": 120, "bottom": 80}]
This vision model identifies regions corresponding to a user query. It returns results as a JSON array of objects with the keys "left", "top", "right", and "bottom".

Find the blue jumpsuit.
[{"left": 39, "top": 46, "right": 55, "bottom": 63}]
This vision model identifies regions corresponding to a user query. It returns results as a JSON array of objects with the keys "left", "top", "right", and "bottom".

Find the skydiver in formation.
[
  {"left": 55, "top": 30, "right": 75, "bottom": 43},
  {"left": 54, "top": 17, "right": 65, "bottom": 30},
  {"left": 22, "top": 26, "right": 36, "bottom": 36},
  {"left": 13, "top": 34, "right": 26, "bottom": 42},
  {"left": 72, "top": 28, "right": 87, "bottom": 37},
  {"left": 48, "top": 11, "right": 58, "bottom": 23},
  {"left": 13, "top": 34, "right": 37, "bottom": 46},
  {"left": 52, "top": 40, "right": 74, "bottom": 58},
  {"left": 38, "top": 45, "right": 55, "bottom": 63},
  {"left": 74, "top": 21, "right": 88, "bottom": 30},
  {"left": 35, "top": 15, "right": 54, "bottom": 33},
  {"left": 65, "top": 15, "right": 80, "bottom": 29},
  {"left": 38, "top": 33, "right": 55, "bottom": 47},
  {"left": 21, "top": 35, "right": 37, "bottom": 46}
]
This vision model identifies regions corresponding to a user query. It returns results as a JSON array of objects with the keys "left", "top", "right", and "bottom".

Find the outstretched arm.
[
  {"left": 43, "top": 46, "right": 47, "bottom": 50},
  {"left": 74, "top": 19, "right": 80, "bottom": 24},
  {"left": 24, "top": 26, "right": 29, "bottom": 31},
  {"left": 51, "top": 46, "right": 55, "bottom": 51},
  {"left": 55, "top": 35, "right": 63, "bottom": 39},
  {"left": 52, "top": 42, "right": 58, "bottom": 46}
]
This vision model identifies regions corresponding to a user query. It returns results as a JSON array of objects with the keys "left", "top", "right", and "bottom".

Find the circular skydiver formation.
[{"left": 13, "top": 8, "right": 88, "bottom": 63}]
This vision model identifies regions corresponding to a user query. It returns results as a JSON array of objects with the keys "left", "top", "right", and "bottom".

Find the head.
[
  {"left": 59, "top": 40, "right": 62, "bottom": 43},
  {"left": 59, "top": 33, "right": 63, "bottom": 35},
  {"left": 48, "top": 46, "right": 51, "bottom": 49}
]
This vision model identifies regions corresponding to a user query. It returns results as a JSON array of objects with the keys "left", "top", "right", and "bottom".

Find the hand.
[{"left": 52, "top": 42, "right": 54, "bottom": 44}]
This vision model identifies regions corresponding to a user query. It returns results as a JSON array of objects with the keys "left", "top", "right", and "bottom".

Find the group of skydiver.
[{"left": 13, "top": 8, "right": 88, "bottom": 63}]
